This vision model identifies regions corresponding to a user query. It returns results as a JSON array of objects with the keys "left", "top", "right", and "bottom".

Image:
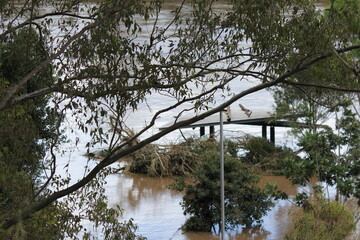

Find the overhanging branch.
[
  {"left": 0, "top": 9, "right": 123, "bottom": 111},
  {"left": 0, "top": 62, "right": 299, "bottom": 230},
  {"left": 284, "top": 80, "right": 360, "bottom": 93},
  {"left": 2, "top": 31, "right": 360, "bottom": 233}
]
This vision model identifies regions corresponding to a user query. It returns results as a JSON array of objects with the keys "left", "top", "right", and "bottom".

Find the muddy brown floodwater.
[{"left": 105, "top": 172, "right": 306, "bottom": 240}]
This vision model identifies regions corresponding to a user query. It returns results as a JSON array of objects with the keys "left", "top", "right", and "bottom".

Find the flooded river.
[{"left": 104, "top": 172, "right": 302, "bottom": 240}]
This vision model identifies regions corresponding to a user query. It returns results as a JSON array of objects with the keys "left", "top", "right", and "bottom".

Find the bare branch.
[{"left": 284, "top": 80, "right": 360, "bottom": 93}]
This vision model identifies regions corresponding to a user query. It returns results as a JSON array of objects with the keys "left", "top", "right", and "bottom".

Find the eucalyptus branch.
[
  {"left": 0, "top": 11, "right": 95, "bottom": 42},
  {"left": 5, "top": 42, "right": 360, "bottom": 111},
  {"left": 148, "top": 0, "right": 161, "bottom": 48},
  {"left": 33, "top": 12, "right": 97, "bottom": 21},
  {"left": 0, "top": 47, "right": 345, "bottom": 229},
  {"left": 3, "top": 60, "right": 247, "bottom": 108},
  {"left": 35, "top": 140, "right": 57, "bottom": 199},
  {"left": 0, "top": 9, "right": 123, "bottom": 111},
  {"left": 107, "top": 99, "right": 123, "bottom": 150},
  {"left": 34, "top": 108, "right": 64, "bottom": 198},
  {"left": 332, "top": 48, "right": 360, "bottom": 77},
  {"left": 162, "top": 0, "right": 186, "bottom": 35},
  {"left": 4, "top": 0, "right": 31, "bottom": 33},
  {"left": 283, "top": 80, "right": 360, "bottom": 93},
  {"left": 109, "top": 75, "right": 235, "bottom": 154},
  {"left": 290, "top": 84, "right": 338, "bottom": 109}
]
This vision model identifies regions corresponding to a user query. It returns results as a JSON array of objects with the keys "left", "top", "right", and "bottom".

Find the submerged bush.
[
  {"left": 239, "top": 136, "right": 294, "bottom": 174},
  {"left": 171, "top": 140, "right": 274, "bottom": 232},
  {"left": 285, "top": 197, "right": 355, "bottom": 240}
]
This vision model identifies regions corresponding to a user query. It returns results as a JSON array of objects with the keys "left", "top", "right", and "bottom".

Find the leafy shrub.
[
  {"left": 239, "top": 136, "right": 294, "bottom": 174},
  {"left": 285, "top": 197, "right": 355, "bottom": 240},
  {"left": 171, "top": 140, "right": 274, "bottom": 232}
]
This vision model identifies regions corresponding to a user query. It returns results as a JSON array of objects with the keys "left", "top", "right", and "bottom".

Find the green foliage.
[
  {"left": 0, "top": 27, "right": 58, "bottom": 172},
  {"left": 0, "top": 27, "right": 64, "bottom": 238},
  {"left": 272, "top": 0, "right": 360, "bottom": 208},
  {"left": 239, "top": 136, "right": 294, "bottom": 174},
  {"left": 334, "top": 108, "right": 360, "bottom": 199},
  {"left": 283, "top": 105, "right": 360, "bottom": 201},
  {"left": 283, "top": 127, "right": 338, "bottom": 186},
  {"left": 263, "top": 183, "right": 289, "bottom": 201},
  {"left": 329, "top": 0, "right": 360, "bottom": 42},
  {"left": 171, "top": 140, "right": 273, "bottom": 232},
  {"left": 285, "top": 197, "right": 355, "bottom": 240},
  {"left": 272, "top": 0, "right": 360, "bottom": 132},
  {"left": 0, "top": 25, "right": 143, "bottom": 240},
  {"left": 0, "top": 161, "right": 34, "bottom": 218},
  {"left": 274, "top": 57, "right": 353, "bottom": 134}
]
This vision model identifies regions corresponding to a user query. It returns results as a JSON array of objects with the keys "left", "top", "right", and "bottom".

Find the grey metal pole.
[{"left": 220, "top": 110, "right": 225, "bottom": 240}]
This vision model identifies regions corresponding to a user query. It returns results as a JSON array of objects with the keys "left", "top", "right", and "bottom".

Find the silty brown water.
[{"left": 106, "top": 172, "right": 301, "bottom": 240}]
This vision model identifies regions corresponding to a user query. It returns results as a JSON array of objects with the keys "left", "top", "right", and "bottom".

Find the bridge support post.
[
  {"left": 262, "top": 125, "right": 267, "bottom": 139},
  {"left": 270, "top": 126, "right": 275, "bottom": 143},
  {"left": 200, "top": 126, "right": 205, "bottom": 136}
]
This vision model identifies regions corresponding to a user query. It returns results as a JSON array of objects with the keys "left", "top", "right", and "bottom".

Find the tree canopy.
[
  {"left": 171, "top": 139, "right": 274, "bottom": 232},
  {"left": 272, "top": 0, "right": 360, "bottom": 207},
  {"left": 0, "top": 0, "right": 360, "bottom": 238}
]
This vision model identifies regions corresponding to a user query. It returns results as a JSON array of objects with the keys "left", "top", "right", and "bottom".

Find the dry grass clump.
[
  {"left": 126, "top": 138, "right": 204, "bottom": 177},
  {"left": 124, "top": 134, "right": 295, "bottom": 177}
]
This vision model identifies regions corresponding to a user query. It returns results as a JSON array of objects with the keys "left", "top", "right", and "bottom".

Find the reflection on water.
[
  {"left": 181, "top": 225, "right": 271, "bottom": 240},
  {"left": 106, "top": 172, "right": 186, "bottom": 239},
  {"left": 106, "top": 172, "right": 303, "bottom": 240}
]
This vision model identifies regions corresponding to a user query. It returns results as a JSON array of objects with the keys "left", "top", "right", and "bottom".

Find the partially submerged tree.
[
  {"left": 171, "top": 140, "right": 273, "bottom": 232},
  {"left": 0, "top": 0, "right": 360, "bottom": 237},
  {"left": 283, "top": 104, "right": 360, "bottom": 205}
]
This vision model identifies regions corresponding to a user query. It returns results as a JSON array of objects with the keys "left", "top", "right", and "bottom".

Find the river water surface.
[{"left": 105, "top": 173, "right": 301, "bottom": 240}]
